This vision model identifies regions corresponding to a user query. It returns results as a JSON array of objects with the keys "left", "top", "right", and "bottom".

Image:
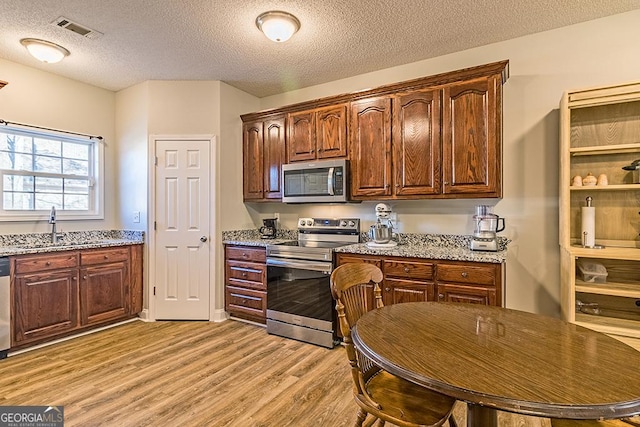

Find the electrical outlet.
[{"left": 133, "top": 211, "right": 140, "bottom": 223}]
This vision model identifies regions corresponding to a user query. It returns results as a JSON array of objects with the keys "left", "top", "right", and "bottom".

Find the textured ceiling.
[{"left": 1, "top": 1, "right": 640, "bottom": 97}]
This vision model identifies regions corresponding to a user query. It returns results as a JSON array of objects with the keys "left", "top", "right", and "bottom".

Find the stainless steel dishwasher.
[{"left": 0, "top": 257, "right": 9, "bottom": 359}]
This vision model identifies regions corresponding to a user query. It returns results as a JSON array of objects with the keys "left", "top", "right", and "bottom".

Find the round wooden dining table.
[{"left": 351, "top": 302, "right": 640, "bottom": 427}]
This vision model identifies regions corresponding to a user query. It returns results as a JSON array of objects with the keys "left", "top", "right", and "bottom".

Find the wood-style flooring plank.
[{"left": 0, "top": 319, "right": 549, "bottom": 427}]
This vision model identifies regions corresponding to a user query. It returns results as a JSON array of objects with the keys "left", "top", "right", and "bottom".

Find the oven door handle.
[{"left": 266, "top": 257, "right": 332, "bottom": 274}]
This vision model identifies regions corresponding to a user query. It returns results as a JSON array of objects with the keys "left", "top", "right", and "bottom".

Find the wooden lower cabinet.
[
  {"left": 11, "top": 245, "right": 143, "bottom": 349},
  {"left": 224, "top": 245, "right": 267, "bottom": 324},
  {"left": 335, "top": 253, "right": 504, "bottom": 307}
]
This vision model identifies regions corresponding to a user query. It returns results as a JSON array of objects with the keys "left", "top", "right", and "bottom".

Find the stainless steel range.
[{"left": 266, "top": 217, "right": 360, "bottom": 348}]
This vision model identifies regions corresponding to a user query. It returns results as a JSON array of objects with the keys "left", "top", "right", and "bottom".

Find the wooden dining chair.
[
  {"left": 330, "top": 262, "right": 458, "bottom": 427},
  {"left": 551, "top": 417, "right": 640, "bottom": 426}
]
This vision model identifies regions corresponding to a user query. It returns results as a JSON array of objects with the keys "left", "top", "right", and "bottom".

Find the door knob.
[{"left": 200, "top": 236, "right": 208, "bottom": 242}]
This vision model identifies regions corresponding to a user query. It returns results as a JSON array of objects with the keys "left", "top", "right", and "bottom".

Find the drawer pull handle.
[
  {"left": 404, "top": 267, "right": 410, "bottom": 273},
  {"left": 230, "top": 293, "right": 261, "bottom": 302},
  {"left": 231, "top": 267, "right": 261, "bottom": 274},
  {"left": 461, "top": 272, "right": 468, "bottom": 278}
]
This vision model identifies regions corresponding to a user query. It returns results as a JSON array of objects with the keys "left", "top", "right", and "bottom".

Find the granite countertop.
[
  {"left": 0, "top": 230, "right": 144, "bottom": 256},
  {"left": 222, "top": 229, "right": 508, "bottom": 263}
]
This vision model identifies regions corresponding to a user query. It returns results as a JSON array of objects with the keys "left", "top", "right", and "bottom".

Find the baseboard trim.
[{"left": 211, "top": 309, "right": 228, "bottom": 323}]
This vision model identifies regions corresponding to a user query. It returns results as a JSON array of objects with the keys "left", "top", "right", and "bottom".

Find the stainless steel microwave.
[{"left": 281, "top": 159, "right": 348, "bottom": 203}]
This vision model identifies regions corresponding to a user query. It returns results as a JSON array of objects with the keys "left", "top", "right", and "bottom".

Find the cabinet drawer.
[
  {"left": 384, "top": 260, "right": 433, "bottom": 281},
  {"left": 225, "top": 286, "right": 266, "bottom": 316},
  {"left": 14, "top": 252, "right": 79, "bottom": 274},
  {"left": 436, "top": 263, "right": 497, "bottom": 286},
  {"left": 226, "top": 260, "right": 266, "bottom": 290},
  {"left": 336, "top": 253, "right": 382, "bottom": 268},
  {"left": 226, "top": 246, "right": 266, "bottom": 263},
  {"left": 81, "top": 247, "right": 130, "bottom": 266}
]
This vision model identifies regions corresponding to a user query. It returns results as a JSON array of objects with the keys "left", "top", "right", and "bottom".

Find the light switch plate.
[{"left": 133, "top": 211, "right": 140, "bottom": 223}]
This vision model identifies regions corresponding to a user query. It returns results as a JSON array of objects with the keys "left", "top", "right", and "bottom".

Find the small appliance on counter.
[
  {"left": 469, "top": 205, "right": 505, "bottom": 252},
  {"left": 367, "top": 203, "right": 398, "bottom": 248},
  {"left": 259, "top": 218, "right": 278, "bottom": 239}
]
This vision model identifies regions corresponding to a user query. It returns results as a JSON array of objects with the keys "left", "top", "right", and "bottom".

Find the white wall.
[
  {"left": 247, "top": 10, "right": 640, "bottom": 317},
  {"left": 0, "top": 58, "right": 117, "bottom": 234}
]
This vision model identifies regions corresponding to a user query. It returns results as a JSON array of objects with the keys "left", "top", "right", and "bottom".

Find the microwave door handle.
[{"left": 327, "top": 167, "right": 335, "bottom": 195}]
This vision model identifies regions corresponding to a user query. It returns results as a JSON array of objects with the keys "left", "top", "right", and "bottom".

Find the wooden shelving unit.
[{"left": 560, "top": 82, "right": 640, "bottom": 343}]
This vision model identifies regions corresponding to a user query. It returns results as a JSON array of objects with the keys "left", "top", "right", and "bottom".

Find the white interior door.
[{"left": 154, "top": 138, "right": 210, "bottom": 320}]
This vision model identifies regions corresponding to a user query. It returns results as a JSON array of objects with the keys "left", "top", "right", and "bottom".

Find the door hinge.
[
  {"left": 154, "top": 221, "right": 157, "bottom": 230},
  {"left": 154, "top": 156, "right": 158, "bottom": 166},
  {"left": 153, "top": 286, "right": 156, "bottom": 296}
]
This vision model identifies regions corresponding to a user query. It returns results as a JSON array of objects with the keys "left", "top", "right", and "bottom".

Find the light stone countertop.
[
  {"left": 0, "top": 230, "right": 144, "bottom": 257},
  {"left": 222, "top": 229, "right": 508, "bottom": 263}
]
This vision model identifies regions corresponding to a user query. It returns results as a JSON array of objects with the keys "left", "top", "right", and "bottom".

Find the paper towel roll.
[{"left": 581, "top": 206, "right": 595, "bottom": 247}]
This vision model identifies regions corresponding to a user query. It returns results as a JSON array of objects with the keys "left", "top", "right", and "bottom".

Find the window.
[{"left": 0, "top": 127, "right": 103, "bottom": 220}]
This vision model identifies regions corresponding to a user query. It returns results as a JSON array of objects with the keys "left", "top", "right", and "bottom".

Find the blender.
[{"left": 469, "top": 205, "right": 505, "bottom": 251}]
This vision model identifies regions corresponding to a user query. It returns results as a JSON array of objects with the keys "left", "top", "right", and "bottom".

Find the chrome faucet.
[{"left": 49, "top": 206, "right": 60, "bottom": 244}]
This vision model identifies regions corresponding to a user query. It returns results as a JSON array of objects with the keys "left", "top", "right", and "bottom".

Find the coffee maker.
[
  {"left": 469, "top": 205, "right": 505, "bottom": 251},
  {"left": 259, "top": 218, "right": 277, "bottom": 239}
]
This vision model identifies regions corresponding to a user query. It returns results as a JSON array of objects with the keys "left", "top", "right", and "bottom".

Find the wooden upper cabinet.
[
  {"left": 242, "top": 121, "right": 264, "bottom": 200},
  {"left": 242, "top": 116, "right": 286, "bottom": 201},
  {"left": 392, "top": 89, "right": 441, "bottom": 196},
  {"left": 350, "top": 97, "right": 393, "bottom": 198},
  {"left": 287, "top": 104, "right": 347, "bottom": 162},
  {"left": 263, "top": 117, "right": 286, "bottom": 199},
  {"left": 442, "top": 75, "right": 502, "bottom": 197}
]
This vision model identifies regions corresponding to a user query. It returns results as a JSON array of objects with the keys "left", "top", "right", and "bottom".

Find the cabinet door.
[
  {"left": 442, "top": 75, "right": 501, "bottom": 197},
  {"left": 316, "top": 105, "right": 348, "bottom": 159},
  {"left": 243, "top": 121, "right": 264, "bottom": 200},
  {"left": 350, "top": 97, "right": 393, "bottom": 198},
  {"left": 80, "top": 262, "right": 129, "bottom": 326},
  {"left": 13, "top": 269, "right": 78, "bottom": 344},
  {"left": 263, "top": 117, "right": 286, "bottom": 199},
  {"left": 437, "top": 283, "right": 496, "bottom": 305},
  {"left": 288, "top": 111, "right": 316, "bottom": 162},
  {"left": 384, "top": 278, "right": 434, "bottom": 305},
  {"left": 392, "top": 89, "right": 441, "bottom": 196}
]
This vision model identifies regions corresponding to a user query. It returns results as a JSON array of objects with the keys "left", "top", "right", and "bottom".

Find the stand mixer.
[
  {"left": 367, "top": 203, "right": 398, "bottom": 248},
  {"left": 469, "top": 205, "right": 505, "bottom": 251}
]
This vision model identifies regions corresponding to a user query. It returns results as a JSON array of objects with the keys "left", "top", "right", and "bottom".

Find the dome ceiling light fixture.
[
  {"left": 20, "top": 38, "right": 70, "bottom": 63},
  {"left": 255, "top": 11, "right": 300, "bottom": 43}
]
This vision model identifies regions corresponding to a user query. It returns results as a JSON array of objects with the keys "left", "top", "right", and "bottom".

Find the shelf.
[
  {"left": 569, "top": 246, "right": 640, "bottom": 259},
  {"left": 575, "top": 313, "right": 640, "bottom": 339},
  {"left": 570, "top": 143, "right": 640, "bottom": 156},
  {"left": 576, "top": 281, "right": 640, "bottom": 298},
  {"left": 569, "top": 184, "right": 640, "bottom": 190}
]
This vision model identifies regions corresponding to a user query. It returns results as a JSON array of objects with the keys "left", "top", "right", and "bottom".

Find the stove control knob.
[
  {"left": 299, "top": 219, "right": 305, "bottom": 227},
  {"left": 306, "top": 219, "right": 313, "bottom": 226},
  {"left": 348, "top": 220, "right": 356, "bottom": 227},
  {"left": 340, "top": 220, "right": 347, "bottom": 227}
]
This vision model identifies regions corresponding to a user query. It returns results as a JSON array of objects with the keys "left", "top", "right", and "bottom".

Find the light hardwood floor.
[{"left": 0, "top": 320, "right": 551, "bottom": 426}]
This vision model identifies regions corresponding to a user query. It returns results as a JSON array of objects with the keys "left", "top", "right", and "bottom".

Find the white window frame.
[{"left": 0, "top": 126, "right": 104, "bottom": 221}]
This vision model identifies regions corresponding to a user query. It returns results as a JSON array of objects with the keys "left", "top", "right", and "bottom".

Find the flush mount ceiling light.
[
  {"left": 255, "top": 11, "right": 300, "bottom": 43},
  {"left": 20, "top": 38, "right": 70, "bottom": 63}
]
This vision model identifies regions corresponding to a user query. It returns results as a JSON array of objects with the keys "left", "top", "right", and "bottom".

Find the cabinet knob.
[
  {"left": 242, "top": 253, "right": 247, "bottom": 257},
  {"left": 385, "top": 287, "right": 391, "bottom": 292},
  {"left": 461, "top": 272, "right": 468, "bottom": 278},
  {"left": 242, "top": 272, "right": 247, "bottom": 277},
  {"left": 438, "top": 294, "right": 444, "bottom": 300},
  {"left": 444, "top": 181, "right": 449, "bottom": 185},
  {"left": 45, "top": 261, "right": 51, "bottom": 266},
  {"left": 309, "top": 150, "right": 314, "bottom": 154},
  {"left": 104, "top": 255, "right": 109, "bottom": 259},
  {"left": 83, "top": 275, "right": 88, "bottom": 280},
  {"left": 72, "top": 276, "right": 77, "bottom": 281},
  {"left": 404, "top": 267, "right": 410, "bottom": 273}
]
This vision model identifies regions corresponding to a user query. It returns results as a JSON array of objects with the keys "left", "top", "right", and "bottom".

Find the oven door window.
[{"left": 267, "top": 265, "right": 333, "bottom": 322}]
